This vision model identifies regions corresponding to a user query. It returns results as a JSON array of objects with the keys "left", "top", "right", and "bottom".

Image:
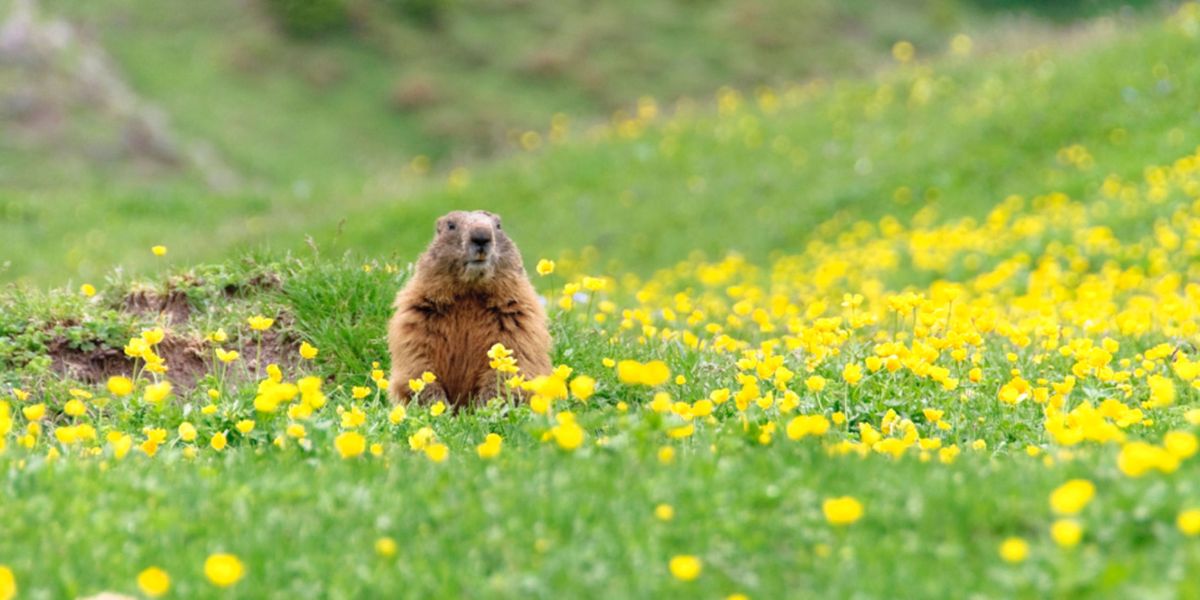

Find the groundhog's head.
[{"left": 421, "top": 210, "right": 522, "bottom": 283}]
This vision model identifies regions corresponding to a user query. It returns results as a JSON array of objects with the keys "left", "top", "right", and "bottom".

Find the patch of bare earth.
[{"left": 45, "top": 284, "right": 300, "bottom": 390}]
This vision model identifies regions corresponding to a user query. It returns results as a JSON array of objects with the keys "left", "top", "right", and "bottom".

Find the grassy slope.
[
  {"left": 328, "top": 18, "right": 1200, "bottom": 276},
  {"left": 39, "top": 0, "right": 963, "bottom": 171},
  {"left": 3, "top": 7, "right": 1200, "bottom": 599},
  {"left": 1, "top": 6, "right": 1194, "bottom": 285}
]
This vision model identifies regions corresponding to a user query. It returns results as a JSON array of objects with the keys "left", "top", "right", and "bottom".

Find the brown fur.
[{"left": 387, "top": 210, "right": 552, "bottom": 406}]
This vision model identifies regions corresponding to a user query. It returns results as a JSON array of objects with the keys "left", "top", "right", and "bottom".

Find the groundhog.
[{"left": 387, "top": 210, "right": 552, "bottom": 406}]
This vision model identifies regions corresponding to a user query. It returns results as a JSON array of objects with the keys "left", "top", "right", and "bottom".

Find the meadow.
[{"left": 3, "top": 3, "right": 1200, "bottom": 599}]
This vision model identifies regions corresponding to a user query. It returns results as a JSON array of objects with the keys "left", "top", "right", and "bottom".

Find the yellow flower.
[
  {"left": 215, "top": 348, "right": 240, "bottom": 363},
  {"left": 668, "top": 555, "right": 702, "bottom": 581},
  {"left": 1051, "top": 519, "right": 1082, "bottom": 548},
  {"left": 389, "top": 405, "right": 407, "bottom": 424},
  {"left": 137, "top": 566, "right": 170, "bottom": 597},
  {"left": 804, "top": 375, "right": 826, "bottom": 392},
  {"left": 144, "top": 381, "right": 173, "bottom": 407},
  {"left": 247, "top": 315, "right": 274, "bottom": 331},
  {"left": 151, "top": 245, "right": 167, "bottom": 256},
  {"left": 528, "top": 374, "right": 569, "bottom": 400},
  {"left": 421, "top": 371, "right": 437, "bottom": 384},
  {"left": 616, "top": 360, "right": 670, "bottom": 387},
  {"left": 352, "top": 386, "right": 371, "bottom": 400},
  {"left": 1049, "top": 479, "right": 1095, "bottom": 515},
  {"left": 204, "top": 553, "right": 244, "bottom": 587},
  {"left": 22, "top": 403, "right": 45, "bottom": 421},
  {"left": 431, "top": 401, "right": 446, "bottom": 417},
  {"left": 124, "top": 337, "right": 149, "bottom": 358},
  {"left": 892, "top": 40, "right": 915, "bottom": 63},
  {"left": 476, "top": 433, "right": 503, "bottom": 459},
  {"left": 536, "top": 259, "right": 555, "bottom": 276},
  {"left": 141, "top": 328, "right": 165, "bottom": 346},
  {"left": 1117, "top": 441, "right": 1179, "bottom": 477},
  {"left": 299, "top": 341, "right": 319, "bottom": 360},
  {"left": 235, "top": 420, "right": 255, "bottom": 434},
  {"left": 1146, "top": 374, "right": 1176, "bottom": 408},
  {"left": 1178, "top": 509, "right": 1200, "bottom": 536},
  {"left": 1164, "top": 430, "right": 1198, "bottom": 459},
  {"left": 786, "top": 415, "right": 830, "bottom": 440},
  {"left": 210, "top": 431, "right": 227, "bottom": 451},
  {"left": 668, "top": 424, "right": 695, "bottom": 439},
  {"left": 340, "top": 405, "right": 367, "bottom": 429},
  {"left": 581, "top": 275, "right": 606, "bottom": 292},
  {"left": 0, "top": 565, "right": 15, "bottom": 600},
  {"left": 999, "top": 537, "right": 1029, "bottom": 563},
  {"left": 375, "top": 537, "right": 397, "bottom": 557},
  {"left": 408, "top": 426, "right": 435, "bottom": 450},
  {"left": 207, "top": 328, "right": 228, "bottom": 343},
  {"left": 107, "top": 376, "right": 134, "bottom": 397},
  {"left": 822, "top": 496, "right": 864, "bottom": 526},
  {"left": 570, "top": 375, "right": 596, "bottom": 401},
  {"left": 641, "top": 360, "right": 671, "bottom": 386},
  {"left": 409, "top": 379, "right": 426, "bottom": 394},
  {"left": 335, "top": 431, "right": 366, "bottom": 459},
  {"left": 425, "top": 442, "right": 449, "bottom": 462},
  {"left": 63, "top": 399, "right": 86, "bottom": 417},
  {"left": 80, "top": 283, "right": 96, "bottom": 297},
  {"left": 178, "top": 422, "right": 197, "bottom": 442},
  {"left": 554, "top": 423, "right": 585, "bottom": 451},
  {"left": 654, "top": 503, "right": 675, "bottom": 521},
  {"left": 287, "top": 423, "right": 306, "bottom": 439},
  {"left": 842, "top": 363, "right": 863, "bottom": 386}
]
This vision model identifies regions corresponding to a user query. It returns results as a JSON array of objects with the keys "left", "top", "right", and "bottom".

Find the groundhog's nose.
[{"left": 469, "top": 229, "right": 493, "bottom": 251}]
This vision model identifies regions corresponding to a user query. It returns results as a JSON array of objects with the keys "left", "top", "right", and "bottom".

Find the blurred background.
[{"left": 0, "top": 0, "right": 1189, "bottom": 285}]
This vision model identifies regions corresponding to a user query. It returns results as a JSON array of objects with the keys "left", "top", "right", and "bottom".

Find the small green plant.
[{"left": 260, "top": 0, "right": 351, "bottom": 38}]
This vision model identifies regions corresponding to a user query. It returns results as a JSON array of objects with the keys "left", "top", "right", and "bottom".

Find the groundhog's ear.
[{"left": 479, "top": 210, "right": 501, "bottom": 227}]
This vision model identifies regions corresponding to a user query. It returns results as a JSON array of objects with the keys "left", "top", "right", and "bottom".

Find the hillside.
[{"left": 0, "top": 0, "right": 1182, "bottom": 285}]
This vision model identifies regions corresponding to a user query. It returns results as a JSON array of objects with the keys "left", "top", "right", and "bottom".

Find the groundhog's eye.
[
  {"left": 446, "top": 222, "right": 457, "bottom": 231},
  {"left": 495, "top": 222, "right": 501, "bottom": 230}
]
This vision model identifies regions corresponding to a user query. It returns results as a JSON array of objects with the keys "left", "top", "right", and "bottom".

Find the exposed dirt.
[
  {"left": 42, "top": 265, "right": 301, "bottom": 391},
  {"left": 46, "top": 332, "right": 207, "bottom": 388},
  {"left": 45, "top": 318, "right": 300, "bottom": 390},
  {"left": 123, "top": 288, "right": 191, "bottom": 325}
]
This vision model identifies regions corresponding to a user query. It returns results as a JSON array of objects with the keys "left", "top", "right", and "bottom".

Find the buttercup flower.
[
  {"left": 137, "top": 566, "right": 170, "bottom": 597},
  {"left": 204, "top": 553, "right": 244, "bottom": 587}
]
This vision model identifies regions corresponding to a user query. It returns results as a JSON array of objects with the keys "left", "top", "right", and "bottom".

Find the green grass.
[{"left": 5, "top": 442, "right": 1199, "bottom": 598}]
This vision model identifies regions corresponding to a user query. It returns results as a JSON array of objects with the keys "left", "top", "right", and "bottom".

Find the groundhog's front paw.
[
  {"left": 415, "top": 382, "right": 447, "bottom": 404},
  {"left": 388, "top": 377, "right": 447, "bottom": 404}
]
